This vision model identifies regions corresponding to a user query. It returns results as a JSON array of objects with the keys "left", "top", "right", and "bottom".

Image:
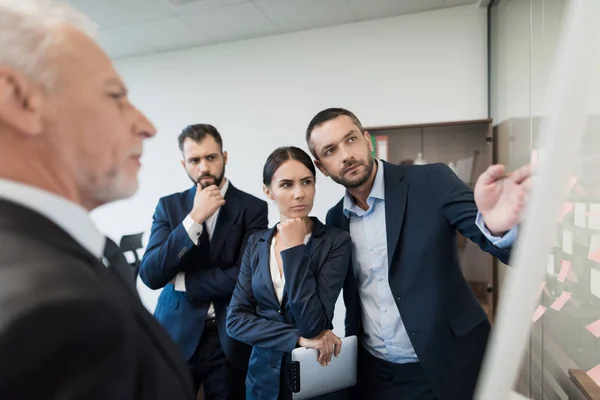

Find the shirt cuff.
[
  {"left": 174, "top": 272, "right": 186, "bottom": 292},
  {"left": 475, "top": 212, "right": 518, "bottom": 249},
  {"left": 183, "top": 214, "right": 203, "bottom": 246}
]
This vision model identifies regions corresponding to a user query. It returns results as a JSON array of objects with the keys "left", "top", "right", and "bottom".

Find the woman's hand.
[
  {"left": 277, "top": 218, "right": 309, "bottom": 250},
  {"left": 298, "top": 330, "right": 342, "bottom": 366}
]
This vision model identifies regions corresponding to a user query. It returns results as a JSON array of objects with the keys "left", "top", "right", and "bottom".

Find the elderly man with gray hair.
[{"left": 0, "top": 0, "right": 194, "bottom": 399}]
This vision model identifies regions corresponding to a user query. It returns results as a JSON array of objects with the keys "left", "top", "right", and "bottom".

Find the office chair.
[{"left": 119, "top": 232, "right": 144, "bottom": 278}]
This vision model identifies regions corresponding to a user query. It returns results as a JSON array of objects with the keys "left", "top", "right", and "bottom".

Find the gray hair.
[{"left": 0, "top": 0, "right": 96, "bottom": 91}]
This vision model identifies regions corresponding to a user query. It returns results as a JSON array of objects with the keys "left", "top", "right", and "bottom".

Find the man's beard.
[
  {"left": 331, "top": 154, "right": 374, "bottom": 189},
  {"left": 188, "top": 168, "right": 225, "bottom": 189}
]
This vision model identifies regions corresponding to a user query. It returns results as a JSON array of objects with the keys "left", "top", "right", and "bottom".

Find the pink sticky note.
[
  {"left": 587, "top": 364, "right": 600, "bottom": 388},
  {"left": 532, "top": 305, "right": 547, "bottom": 322},
  {"left": 585, "top": 320, "right": 600, "bottom": 338},
  {"left": 531, "top": 149, "right": 539, "bottom": 164},
  {"left": 550, "top": 291, "right": 572, "bottom": 311},
  {"left": 566, "top": 177, "right": 577, "bottom": 194},
  {"left": 589, "top": 249, "right": 600, "bottom": 263},
  {"left": 559, "top": 202, "right": 574, "bottom": 222},
  {"left": 586, "top": 211, "right": 600, "bottom": 217},
  {"left": 558, "top": 260, "right": 571, "bottom": 283}
]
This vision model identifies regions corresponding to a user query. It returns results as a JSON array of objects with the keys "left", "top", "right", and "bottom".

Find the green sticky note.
[{"left": 371, "top": 135, "right": 377, "bottom": 157}]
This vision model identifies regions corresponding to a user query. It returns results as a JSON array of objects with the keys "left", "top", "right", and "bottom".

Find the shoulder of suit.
[
  {"left": 247, "top": 228, "right": 269, "bottom": 245},
  {"left": 233, "top": 187, "right": 267, "bottom": 208},
  {"left": 159, "top": 187, "right": 193, "bottom": 203},
  {"left": 0, "top": 235, "right": 124, "bottom": 326},
  {"left": 327, "top": 197, "right": 345, "bottom": 216},
  {"left": 386, "top": 162, "right": 447, "bottom": 182}
]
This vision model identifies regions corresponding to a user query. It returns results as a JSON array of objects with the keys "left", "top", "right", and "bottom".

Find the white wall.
[{"left": 90, "top": 4, "right": 488, "bottom": 332}]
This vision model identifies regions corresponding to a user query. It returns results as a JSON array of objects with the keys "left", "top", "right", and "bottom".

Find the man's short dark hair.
[
  {"left": 178, "top": 124, "right": 223, "bottom": 152},
  {"left": 305, "top": 108, "right": 364, "bottom": 158}
]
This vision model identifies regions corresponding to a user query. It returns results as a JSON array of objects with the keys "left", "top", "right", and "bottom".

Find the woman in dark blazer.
[{"left": 226, "top": 146, "right": 351, "bottom": 400}]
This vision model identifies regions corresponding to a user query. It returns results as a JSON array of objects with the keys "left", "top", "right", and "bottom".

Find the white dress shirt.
[
  {"left": 175, "top": 179, "right": 229, "bottom": 319},
  {"left": 269, "top": 232, "right": 311, "bottom": 304},
  {"left": 0, "top": 178, "right": 105, "bottom": 259}
]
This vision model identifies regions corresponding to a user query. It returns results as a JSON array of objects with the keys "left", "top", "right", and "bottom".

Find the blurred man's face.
[
  {"left": 0, "top": 25, "right": 156, "bottom": 209},
  {"left": 310, "top": 115, "right": 374, "bottom": 189},
  {"left": 51, "top": 27, "right": 156, "bottom": 207},
  {"left": 180, "top": 136, "right": 227, "bottom": 189}
]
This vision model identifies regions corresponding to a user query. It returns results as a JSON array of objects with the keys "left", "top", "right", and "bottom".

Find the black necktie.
[
  {"left": 199, "top": 222, "right": 210, "bottom": 251},
  {"left": 103, "top": 237, "right": 137, "bottom": 293}
]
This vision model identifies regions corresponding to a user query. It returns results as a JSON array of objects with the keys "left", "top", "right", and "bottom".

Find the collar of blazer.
[{"left": 0, "top": 199, "right": 103, "bottom": 265}]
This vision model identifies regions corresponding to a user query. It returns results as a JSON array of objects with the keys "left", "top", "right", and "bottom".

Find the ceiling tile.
[
  {"left": 95, "top": 29, "right": 155, "bottom": 59},
  {"left": 348, "top": 0, "right": 445, "bottom": 21},
  {"left": 161, "top": 0, "right": 248, "bottom": 14},
  {"left": 108, "top": 17, "right": 212, "bottom": 53},
  {"left": 69, "top": 0, "right": 174, "bottom": 28},
  {"left": 177, "top": 2, "right": 278, "bottom": 43},
  {"left": 253, "top": 0, "right": 356, "bottom": 32}
]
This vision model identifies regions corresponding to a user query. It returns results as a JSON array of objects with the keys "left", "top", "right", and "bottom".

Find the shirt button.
[
  {"left": 369, "top": 246, "right": 374, "bottom": 252},
  {"left": 365, "top": 216, "right": 370, "bottom": 221},
  {"left": 383, "top": 308, "right": 387, "bottom": 313},
  {"left": 377, "top": 276, "right": 383, "bottom": 282}
]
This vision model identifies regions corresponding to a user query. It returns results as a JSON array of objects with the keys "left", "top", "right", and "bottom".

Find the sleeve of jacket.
[
  {"left": 226, "top": 235, "right": 302, "bottom": 353},
  {"left": 326, "top": 208, "right": 360, "bottom": 338},
  {"left": 184, "top": 199, "right": 269, "bottom": 302},
  {"left": 280, "top": 231, "right": 351, "bottom": 338},
  {"left": 430, "top": 163, "right": 512, "bottom": 264},
  {"left": 0, "top": 298, "right": 138, "bottom": 400},
  {"left": 138, "top": 198, "right": 204, "bottom": 290}
]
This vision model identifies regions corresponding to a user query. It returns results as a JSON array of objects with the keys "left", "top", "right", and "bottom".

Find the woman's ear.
[{"left": 263, "top": 184, "right": 274, "bottom": 201}]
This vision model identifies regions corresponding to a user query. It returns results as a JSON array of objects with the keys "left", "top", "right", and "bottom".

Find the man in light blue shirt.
[{"left": 305, "top": 108, "right": 529, "bottom": 400}]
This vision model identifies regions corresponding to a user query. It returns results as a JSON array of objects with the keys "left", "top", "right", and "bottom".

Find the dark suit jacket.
[
  {"left": 326, "top": 161, "right": 512, "bottom": 400},
  {"left": 0, "top": 200, "right": 194, "bottom": 400},
  {"left": 226, "top": 218, "right": 351, "bottom": 400},
  {"left": 139, "top": 182, "right": 268, "bottom": 369}
]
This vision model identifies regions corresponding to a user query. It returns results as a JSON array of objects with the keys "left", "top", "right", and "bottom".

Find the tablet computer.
[{"left": 290, "top": 335, "right": 357, "bottom": 400}]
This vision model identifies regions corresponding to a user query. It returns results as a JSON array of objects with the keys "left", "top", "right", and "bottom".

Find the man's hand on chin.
[{"left": 474, "top": 164, "right": 533, "bottom": 236}]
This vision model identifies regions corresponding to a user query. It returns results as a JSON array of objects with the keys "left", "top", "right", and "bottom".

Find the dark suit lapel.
[
  {"left": 383, "top": 162, "right": 408, "bottom": 269},
  {"left": 211, "top": 184, "right": 242, "bottom": 258},
  {"left": 281, "top": 217, "right": 324, "bottom": 307},
  {"left": 258, "top": 228, "right": 282, "bottom": 309}
]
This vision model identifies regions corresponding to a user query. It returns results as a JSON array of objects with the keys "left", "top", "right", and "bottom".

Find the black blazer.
[
  {"left": 139, "top": 182, "right": 268, "bottom": 369},
  {"left": 0, "top": 200, "right": 194, "bottom": 400},
  {"left": 326, "top": 161, "right": 512, "bottom": 400},
  {"left": 226, "top": 217, "right": 351, "bottom": 400}
]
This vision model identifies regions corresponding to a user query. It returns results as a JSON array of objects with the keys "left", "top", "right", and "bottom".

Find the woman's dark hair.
[{"left": 263, "top": 146, "right": 316, "bottom": 185}]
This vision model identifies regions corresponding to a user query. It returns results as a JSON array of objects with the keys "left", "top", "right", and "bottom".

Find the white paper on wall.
[
  {"left": 574, "top": 203, "right": 587, "bottom": 227},
  {"left": 563, "top": 230, "right": 573, "bottom": 255},
  {"left": 547, "top": 254, "right": 555, "bottom": 275},
  {"left": 588, "top": 204, "right": 600, "bottom": 229}
]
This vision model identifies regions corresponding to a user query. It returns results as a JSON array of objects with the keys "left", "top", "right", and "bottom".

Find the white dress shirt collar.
[
  {"left": 0, "top": 178, "right": 105, "bottom": 258},
  {"left": 343, "top": 159, "right": 385, "bottom": 217}
]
